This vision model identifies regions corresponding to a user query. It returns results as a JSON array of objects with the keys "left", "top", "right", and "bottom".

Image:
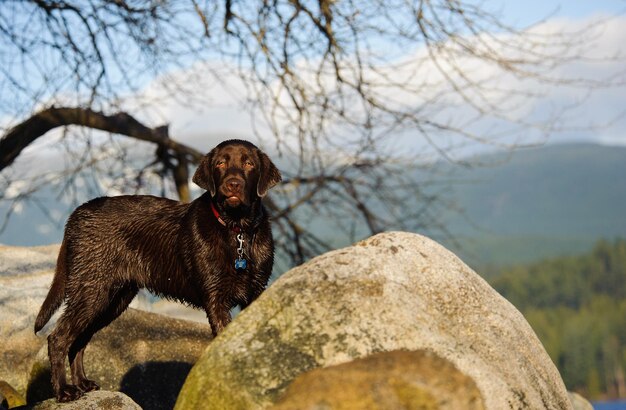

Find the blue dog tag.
[{"left": 235, "top": 258, "right": 247, "bottom": 270}]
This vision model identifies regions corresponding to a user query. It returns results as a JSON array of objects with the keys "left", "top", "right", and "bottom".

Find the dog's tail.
[{"left": 34, "top": 236, "right": 69, "bottom": 333}]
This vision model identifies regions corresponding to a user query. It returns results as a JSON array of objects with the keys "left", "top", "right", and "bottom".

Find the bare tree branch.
[
  {"left": 0, "top": 106, "right": 204, "bottom": 202},
  {"left": 0, "top": 1, "right": 624, "bottom": 267}
]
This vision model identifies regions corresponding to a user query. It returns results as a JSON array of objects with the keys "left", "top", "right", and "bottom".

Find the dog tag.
[
  {"left": 235, "top": 258, "right": 247, "bottom": 270},
  {"left": 235, "top": 233, "right": 247, "bottom": 270}
]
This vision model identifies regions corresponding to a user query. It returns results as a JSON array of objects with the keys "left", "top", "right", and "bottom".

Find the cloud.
[
  {"left": 117, "top": 61, "right": 255, "bottom": 152},
  {"left": 121, "top": 14, "right": 626, "bottom": 161},
  {"left": 4, "top": 11, "right": 625, "bottom": 176},
  {"left": 37, "top": 224, "right": 52, "bottom": 235},
  {"left": 528, "top": 16, "right": 626, "bottom": 145}
]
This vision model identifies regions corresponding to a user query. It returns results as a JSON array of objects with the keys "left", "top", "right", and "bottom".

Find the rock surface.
[
  {"left": 270, "top": 349, "right": 484, "bottom": 410},
  {"left": 0, "top": 242, "right": 212, "bottom": 408},
  {"left": 0, "top": 244, "right": 59, "bottom": 278},
  {"left": 568, "top": 392, "right": 594, "bottom": 410},
  {"left": 28, "top": 309, "right": 213, "bottom": 409},
  {"left": 176, "top": 231, "right": 572, "bottom": 410},
  {"left": 0, "top": 245, "right": 59, "bottom": 395},
  {"left": 0, "top": 380, "right": 26, "bottom": 408},
  {"left": 18, "top": 390, "right": 140, "bottom": 410}
]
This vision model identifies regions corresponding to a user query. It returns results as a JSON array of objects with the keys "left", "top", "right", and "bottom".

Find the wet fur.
[{"left": 34, "top": 139, "right": 281, "bottom": 402}]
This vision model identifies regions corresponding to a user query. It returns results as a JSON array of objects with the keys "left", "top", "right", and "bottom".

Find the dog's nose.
[{"left": 227, "top": 179, "right": 242, "bottom": 191}]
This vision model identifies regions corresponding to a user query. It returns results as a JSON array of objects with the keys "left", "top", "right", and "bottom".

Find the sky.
[
  {"left": 1, "top": 1, "right": 626, "bottom": 246},
  {"left": 3, "top": 2, "right": 626, "bottom": 162},
  {"left": 486, "top": 0, "right": 626, "bottom": 145},
  {"left": 144, "top": 0, "right": 626, "bottom": 153},
  {"left": 493, "top": 0, "right": 625, "bottom": 24},
  {"left": 3, "top": 1, "right": 624, "bottom": 154}
]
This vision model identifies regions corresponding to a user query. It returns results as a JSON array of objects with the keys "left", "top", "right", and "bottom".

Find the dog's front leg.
[
  {"left": 240, "top": 281, "right": 266, "bottom": 311},
  {"left": 203, "top": 295, "right": 231, "bottom": 337}
]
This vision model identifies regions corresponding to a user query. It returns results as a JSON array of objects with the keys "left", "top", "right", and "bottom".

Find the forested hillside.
[
  {"left": 441, "top": 143, "right": 626, "bottom": 268},
  {"left": 491, "top": 239, "right": 626, "bottom": 399}
]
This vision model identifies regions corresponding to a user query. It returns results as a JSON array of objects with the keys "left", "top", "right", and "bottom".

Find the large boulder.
[
  {"left": 28, "top": 308, "right": 213, "bottom": 410},
  {"left": 0, "top": 380, "right": 26, "bottom": 408},
  {"left": 20, "top": 390, "right": 140, "bottom": 410},
  {"left": 0, "top": 244, "right": 59, "bottom": 277},
  {"left": 270, "top": 350, "right": 485, "bottom": 410},
  {"left": 0, "top": 242, "right": 213, "bottom": 409},
  {"left": 176, "top": 232, "right": 572, "bottom": 409},
  {"left": 0, "top": 245, "right": 59, "bottom": 395},
  {"left": 568, "top": 392, "right": 594, "bottom": 410}
]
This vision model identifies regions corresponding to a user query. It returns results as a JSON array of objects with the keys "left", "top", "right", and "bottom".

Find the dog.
[{"left": 34, "top": 139, "right": 281, "bottom": 402}]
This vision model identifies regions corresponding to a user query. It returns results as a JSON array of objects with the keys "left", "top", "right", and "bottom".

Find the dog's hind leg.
[
  {"left": 47, "top": 300, "right": 95, "bottom": 402},
  {"left": 69, "top": 285, "right": 138, "bottom": 392},
  {"left": 48, "top": 281, "right": 130, "bottom": 402}
]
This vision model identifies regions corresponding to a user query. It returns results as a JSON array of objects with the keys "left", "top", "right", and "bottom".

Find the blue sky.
[
  {"left": 489, "top": 0, "right": 625, "bottom": 25},
  {"left": 1, "top": 1, "right": 625, "bottom": 246},
  {"left": 498, "top": 1, "right": 626, "bottom": 146},
  {"left": 159, "top": 1, "right": 626, "bottom": 152},
  {"left": 2, "top": 1, "right": 625, "bottom": 156}
]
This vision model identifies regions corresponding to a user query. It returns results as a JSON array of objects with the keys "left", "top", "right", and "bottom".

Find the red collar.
[{"left": 210, "top": 201, "right": 242, "bottom": 233}]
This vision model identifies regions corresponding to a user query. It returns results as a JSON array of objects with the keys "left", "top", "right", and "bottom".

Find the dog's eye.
[
  {"left": 244, "top": 161, "right": 254, "bottom": 168},
  {"left": 215, "top": 161, "right": 226, "bottom": 168}
]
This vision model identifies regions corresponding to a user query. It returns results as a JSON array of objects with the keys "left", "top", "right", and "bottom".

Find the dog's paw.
[
  {"left": 77, "top": 378, "right": 100, "bottom": 392},
  {"left": 57, "top": 384, "right": 83, "bottom": 402}
]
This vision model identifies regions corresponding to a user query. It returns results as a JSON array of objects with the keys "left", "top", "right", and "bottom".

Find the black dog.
[{"left": 34, "top": 139, "right": 281, "bottom": 402}]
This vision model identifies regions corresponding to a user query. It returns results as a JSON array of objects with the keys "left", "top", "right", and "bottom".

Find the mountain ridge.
[
  {"left": 439, "top": 142, "right": 626, "bottom": 268},
  {"left": 2, "top": 142, "right": 625, "bottom": 270}
]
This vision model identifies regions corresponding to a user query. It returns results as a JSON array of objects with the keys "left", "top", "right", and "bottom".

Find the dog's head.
[{"left": 193, "top": 140, "right": 282, "bottom": 209}]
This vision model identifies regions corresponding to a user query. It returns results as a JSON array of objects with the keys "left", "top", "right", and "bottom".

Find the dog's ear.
[
  {"left": 257, "top": 150, "right": 282, "bottom": 197},
  {"left": 193, "top": 151, "right": 216, "bottom": 196}
]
